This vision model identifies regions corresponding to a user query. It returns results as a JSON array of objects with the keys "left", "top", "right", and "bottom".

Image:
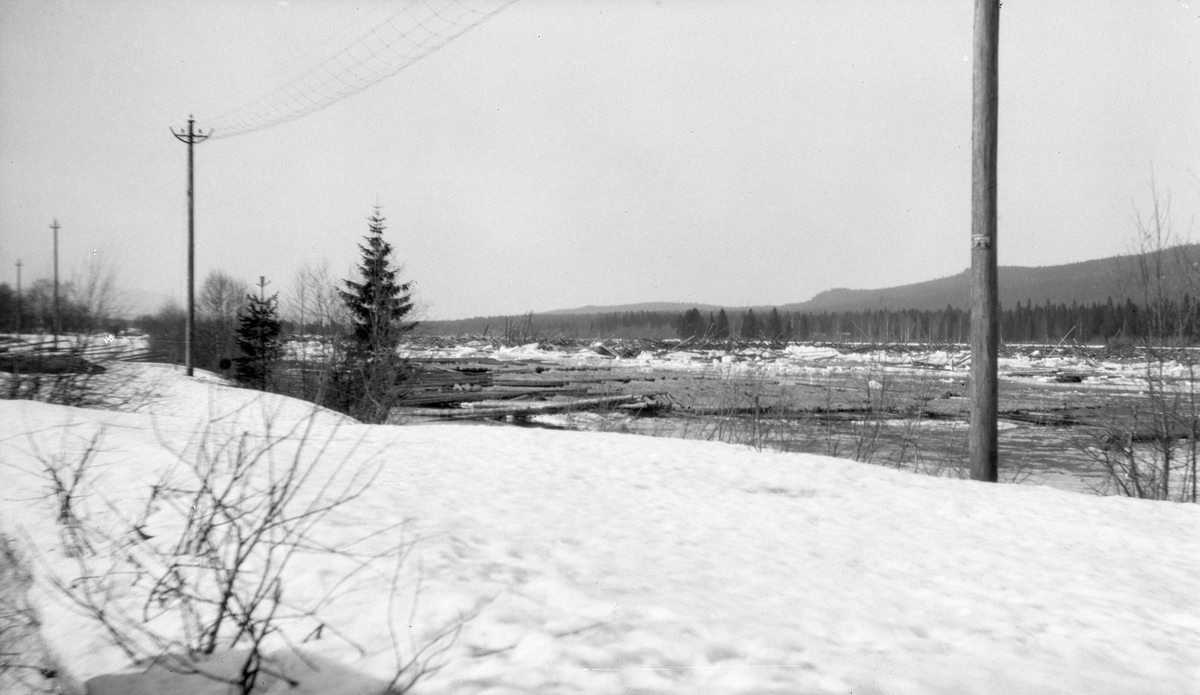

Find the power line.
[
  {"left": 196, "top": 0, "right": 518, "bottom": 141},
  {"left": 171, "top": 2, "right": 513, "bottom": 379}
]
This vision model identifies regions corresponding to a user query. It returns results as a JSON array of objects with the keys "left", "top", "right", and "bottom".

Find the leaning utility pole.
[
  {"left": 970, "top": 0, "right": 1000, "bottom": 482},
  {"left": 50, "top": 219, "right": 60, "bottom": 350},
  {"left": 171, "top": 116, "right": 210, "bottom": 377}
]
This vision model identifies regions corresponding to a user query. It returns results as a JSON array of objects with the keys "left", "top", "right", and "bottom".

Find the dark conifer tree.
[
  {"left": 337, "top": 207, "right": 418, "bottom": 422},
  {"left": 340, "top": 208, "right": 416, "bottom": 353},
  {"left": 740, "top": 309, "right": 761, "bottom": 340},
  {"left": 713, "top": 309, "right": 731, "bottom": 340},
  {"left": 0, "top": 283, "right": 15, "bottom": 332},
  {"left": 234, "top": 290, "right": 283, "bottom": 391},
  {"left": 678, "top": 308, "right": 705, "bottom": 340},
  {"left": 765, "top": 307, "right": 785, "bottom": 344},
  {"left": 795, "top": 313, "right": 809, "bottom": 341}
]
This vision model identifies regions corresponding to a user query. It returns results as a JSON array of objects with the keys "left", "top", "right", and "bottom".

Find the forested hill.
[
  {"left": 783, "top": 245, "right": 1200, "bottom": 314},
  {"left": 419, "top": 244, "right": 1200, "bottom": 341},
  {"left": 512, "top": 245, "right": 1200, "bottom": 319}
]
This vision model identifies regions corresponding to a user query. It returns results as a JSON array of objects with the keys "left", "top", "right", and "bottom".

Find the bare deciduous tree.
[
  {"left": 195, "top": 271, "right": 249, "bottom": 372},
  {"left": 70, "top": 257, "right": 129, "bottom": 334},
  {"left": 280, "top": 261, "right": 350, "bottom": 406},
  {"left": 1082, "top": 178, "right": 1200, "bottom": 502}
]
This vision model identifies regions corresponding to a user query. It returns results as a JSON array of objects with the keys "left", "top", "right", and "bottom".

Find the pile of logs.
[{"left": 397, "top": 357, "right": 665, "bottom": 421}]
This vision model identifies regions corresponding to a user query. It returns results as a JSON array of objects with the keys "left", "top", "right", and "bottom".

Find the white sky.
[{"left": 1, "top": 0, "right": 1198, "bottom": 320}]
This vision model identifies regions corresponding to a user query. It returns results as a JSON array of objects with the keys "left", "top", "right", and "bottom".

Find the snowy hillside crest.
[{"left": 1, "top": 363, "right": 1198, "bottom": 694}]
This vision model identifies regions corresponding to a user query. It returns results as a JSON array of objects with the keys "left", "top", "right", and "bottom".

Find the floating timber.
[
  {"left": 394, "top": 357, "right": 668, "bottom": 421},
  {"left": 396, "top": 393, "right": 665, "bottom": 422}
]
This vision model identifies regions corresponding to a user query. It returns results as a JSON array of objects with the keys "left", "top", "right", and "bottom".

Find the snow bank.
[{"left": 1, "top": 365, "right": 1197, "bottom": 694}]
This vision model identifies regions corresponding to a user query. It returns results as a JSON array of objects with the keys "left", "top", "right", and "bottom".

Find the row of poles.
[
  {"left": 163, "top": 1, "right": 1001, "bottom": 481},
  {"left": 11, "top": 220, "right": 61, "bottom": 347},
  {"left": 12, "top": 115, "right": 205, "bottom": 362}
]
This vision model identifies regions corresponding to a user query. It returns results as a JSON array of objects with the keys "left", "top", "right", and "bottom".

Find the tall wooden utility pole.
[
  {"left": 50, "top": 219, "right": 60, "bottom": 350},
  {"left": 172, "top": 116, "right": 210, "bottom": 377},
  {"left": 14, "top": 259, "right": 22, "bottom": 334},
  {"left": 970, "top": 0, "right": 1000, "bottom": 482}
]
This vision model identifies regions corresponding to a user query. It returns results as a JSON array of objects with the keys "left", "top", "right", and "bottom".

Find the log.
[
  {"left": 399, "top": 387, "right": 573, "bottom": 408},
  {"left": 397, "top": 394, "right": 651, "bottom": 420}
]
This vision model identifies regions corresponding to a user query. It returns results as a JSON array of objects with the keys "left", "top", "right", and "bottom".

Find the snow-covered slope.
[{"left": 1, "top": 364, "right": 1197, "bottom": 694}]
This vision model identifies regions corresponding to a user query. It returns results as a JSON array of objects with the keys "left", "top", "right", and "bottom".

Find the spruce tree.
[
  {"left": 713, "top": 308, "right": 731, "bottom": 340},
  {"left": 234, "top": 290, "right": 282, "bottom": 391},
  {"left": 765, "top": 307, "right": 785, "bottom": 344},
  {"left": 337, "top": 207, "right": 417, "bottom": 422},
  {"left": 740, "top": 309, "right": 761, "bottom": 340},
  {"left": 340, "top": 208, "right": 416, "bottom": 354},
  {"left": 678, "top": 308, "right": 704, "bottom": 340}
]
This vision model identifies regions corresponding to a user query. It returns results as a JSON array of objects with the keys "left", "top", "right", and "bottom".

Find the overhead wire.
[
  {"left": 196, "top": 0, "right": 518, "bottom": 140},
  {"left": 207, "top": 0, "right": 393, "bottom": 112}
]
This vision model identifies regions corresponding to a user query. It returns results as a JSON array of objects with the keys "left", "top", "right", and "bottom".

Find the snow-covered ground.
[
  {"left": 0, "top": 332, "right": 150, "bottom": 353},
  {"left": 2, "top": 363, "right": 1198, "bottom": 694}
]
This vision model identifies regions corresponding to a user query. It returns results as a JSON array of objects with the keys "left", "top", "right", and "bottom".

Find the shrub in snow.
[{"left": 37, "top": 407, "right": 462, "bottom": 694}]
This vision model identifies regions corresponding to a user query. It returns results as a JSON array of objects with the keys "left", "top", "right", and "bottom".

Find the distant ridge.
[
  {"left": 431, "top": 245, "right": 1200, "bottom": 324},
  {"left": 550, "top": 246, "right": 1200, "bottom": 316},
  {"left": 781, "top": 245, "right": 1200, "bottom": 314}
]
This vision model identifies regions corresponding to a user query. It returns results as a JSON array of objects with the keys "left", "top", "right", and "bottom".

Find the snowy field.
[{"left": 2, "top": 362, "right": 1199, "bottom": 694}]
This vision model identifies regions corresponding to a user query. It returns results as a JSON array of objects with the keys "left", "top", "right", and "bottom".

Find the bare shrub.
[
  {"left": 0, "top": 532, "right": 67, "bottom": 695},
  {"left": 195, "top": 271, "right": 250, "bottom": 373},
  {"left": 280, "top": 261, "right": 350, "bottom": 407},
  {"left": 142, "top": 301, "right": 187, "bottom": 365},
  {"left": 37, "top": 405, "right": 470, "bottom": 692},
  {"left": 1078, "top": 378, "right": 1199, "bottom": 503},
  {"left": 1080, "top": 179, "right": 1200, "bottom": 502},
  {"left": 662, "top": 354, "right": 978, "bottom": 480},
  {"left": 70, "top": 258, "right": 129, "bottom": 335}
]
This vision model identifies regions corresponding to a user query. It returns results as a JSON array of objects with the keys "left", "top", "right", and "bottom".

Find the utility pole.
[
  {"left": 970, "top": 0, "right": 1000, "bottom": 482},
  {"left": 172, "top": 116, "right": 210, "bottom": 377},
  {"left": 298, "top": 283, "right": 306, "bottom": 343},
  {"left": 50, "top": 219, "right": 60, "bottom": 350},
  {"left": 256, "top": 275, "right": 271, "bottom": 386},
  {"left": 14, "top": 259, "right": 22, "bottom": 334}
]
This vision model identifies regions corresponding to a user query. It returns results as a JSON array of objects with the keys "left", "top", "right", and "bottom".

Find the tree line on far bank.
[
  {"left": 681, "top": 296, "right": 1200, "bottom": 344},
  {"left": 423, "top": 295, "right": 1200, "bottom": 345}
]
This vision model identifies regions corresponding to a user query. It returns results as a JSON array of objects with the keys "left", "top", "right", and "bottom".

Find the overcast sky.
[{"left": 2, "top": 0, "right": 1198, "bottom": 320}]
